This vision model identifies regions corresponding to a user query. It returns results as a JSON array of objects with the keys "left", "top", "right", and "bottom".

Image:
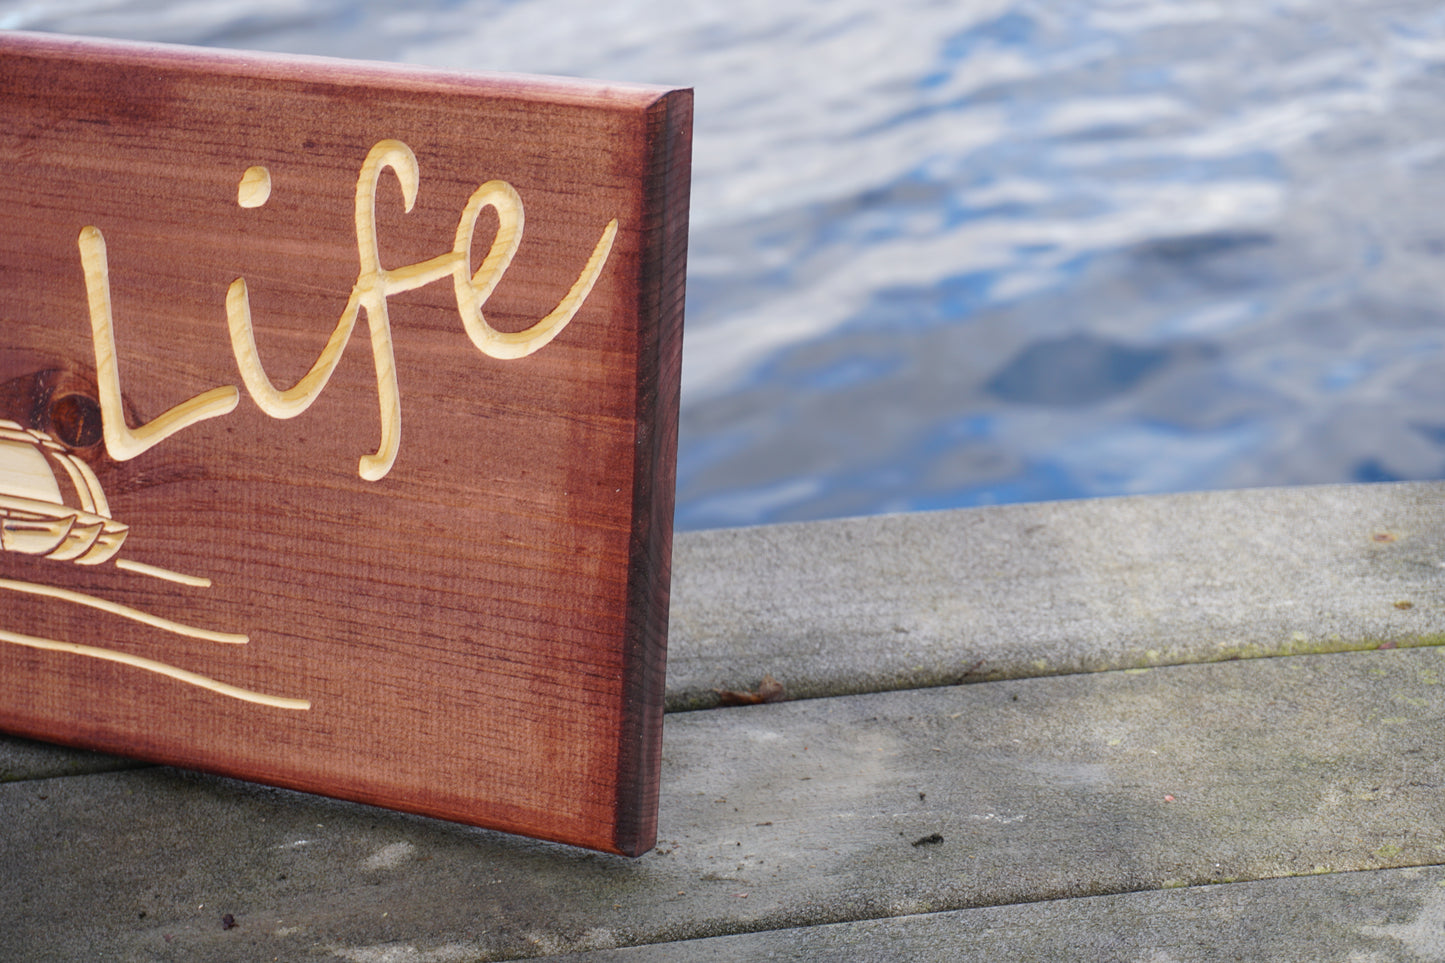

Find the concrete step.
[
  {"left": 667, "top": 481, "right": 1445, "bottom": 707},
  {"left": 535, "top": 866, "right": 1445, "bottom": 962},
  {"left": 5, "top": 644, "right": 1445, "bottom": 961}
]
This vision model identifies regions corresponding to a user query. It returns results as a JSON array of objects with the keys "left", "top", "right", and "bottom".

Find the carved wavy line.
[
  {"left": 0, "top": 627, "right": 310, "bottom": 711},
  {"left": 114, "top": 559, "right": 212, "bottom": 588},
  {"left": 0, "top": 578, "right": 246, "bottom": 644}
]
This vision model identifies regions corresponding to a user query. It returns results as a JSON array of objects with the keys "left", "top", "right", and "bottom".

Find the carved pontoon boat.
[{"left": 0, "top": 419, "right": 127, "bottom": 564}]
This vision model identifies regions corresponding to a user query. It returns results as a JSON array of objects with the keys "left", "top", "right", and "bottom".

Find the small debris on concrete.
[
  {"left": 912, "top": 833, "right": 944, "bottom": 847},
  {"left": 715, "top": 674, "right": 786, "bottom": 706},
  {"left": 221, "top": 913, "right": 237, "bottom": 930}
]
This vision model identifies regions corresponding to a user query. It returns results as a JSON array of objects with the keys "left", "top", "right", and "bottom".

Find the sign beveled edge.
[
  {"left": 612, "top": 85, "right": 692, "bottom": 857},
  {"left": 0, "top": 29, "right": 678, "bottom": 110}
]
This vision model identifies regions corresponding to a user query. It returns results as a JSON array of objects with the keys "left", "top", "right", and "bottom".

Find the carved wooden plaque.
[{"left": 0, "top": 32, "right": 689, "bottom": 855}]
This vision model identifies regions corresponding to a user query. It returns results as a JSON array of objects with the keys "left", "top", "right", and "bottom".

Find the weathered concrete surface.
[
  {"left": 541, "top": 866, "right": 1445, "bottom": 962},
  {"left": 6, "top": 646, "right": 1445, "bottom": 961},
  {"left": 0, "top": 732, "right": 144, "bottom": 782},
  {"left": 667, "top": 482, "right": 1445, "bottom": 708}
]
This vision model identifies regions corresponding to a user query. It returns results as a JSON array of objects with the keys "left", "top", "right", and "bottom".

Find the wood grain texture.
[{"left": 0, "top": 31, "right": 690, "bottom": 855}]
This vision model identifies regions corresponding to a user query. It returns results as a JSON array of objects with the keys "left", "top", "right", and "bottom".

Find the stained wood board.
[{"left": 0, "top": 31, "right": 691, "bottom": 856}]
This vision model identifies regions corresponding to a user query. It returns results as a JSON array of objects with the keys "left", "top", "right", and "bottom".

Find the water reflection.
[{"left": 6, "top": 0, "right": 1445, "bottom": 529}]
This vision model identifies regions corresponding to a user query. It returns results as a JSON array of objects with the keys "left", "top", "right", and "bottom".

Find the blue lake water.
[{"left": 7, "top": 0, "right": 1445, "bottom": 530}]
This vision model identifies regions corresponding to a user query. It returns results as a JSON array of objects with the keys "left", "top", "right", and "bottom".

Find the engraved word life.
[{"left": 80, "top": 138, "right": 618, "bottom": 480}]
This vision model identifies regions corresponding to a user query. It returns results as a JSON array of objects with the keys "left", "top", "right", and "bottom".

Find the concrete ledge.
[
  {"left": 7, "top": 646, "right": 1445, "bottom": 960},
  {"left": 540, "top": 866, "right": 1445, "bottom": 962},
  {"left": 668, "top": 482, "right": 1445, "bottom": 708}
]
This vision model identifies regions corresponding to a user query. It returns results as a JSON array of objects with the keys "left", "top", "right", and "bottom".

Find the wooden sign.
[{"left": 0, "top": 32, "right": 689, "bottom": 856}]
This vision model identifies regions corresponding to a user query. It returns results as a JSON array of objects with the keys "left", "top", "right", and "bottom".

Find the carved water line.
[
  {"left": 0, "top": 578, "right": 247, "bottom": 644},
  {"left": 114, "top": 558, "right": 212, "bottom": 588},
  {"left": 0, "top": 626, "right": 309, "bottom": 710}
]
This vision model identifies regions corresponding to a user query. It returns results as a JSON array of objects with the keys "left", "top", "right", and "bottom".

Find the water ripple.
[{"left": 7, "top": 0, "right": 1445, "bottom": 528}]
